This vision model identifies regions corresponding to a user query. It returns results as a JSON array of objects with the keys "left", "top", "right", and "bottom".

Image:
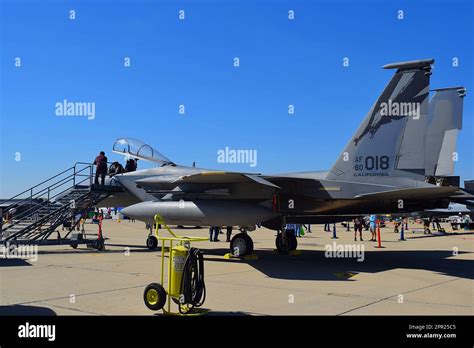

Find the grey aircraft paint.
[{"left": 425, "top": 87, "right": 465, "bottom": 176}]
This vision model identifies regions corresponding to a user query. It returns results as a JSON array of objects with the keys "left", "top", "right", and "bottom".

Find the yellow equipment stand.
[{"left": 143, "top": 214, "right": 209, "bottom": 316}]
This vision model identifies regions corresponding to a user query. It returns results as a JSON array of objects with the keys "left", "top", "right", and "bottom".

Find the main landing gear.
[{"left": 275, "top": 229, "right": 297, "bottom": 254}]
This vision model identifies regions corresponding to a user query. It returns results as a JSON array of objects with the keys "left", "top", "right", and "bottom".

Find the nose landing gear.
[
  {"left": 229, "top": 232, "right": 254, "bottom": 257},
  {"left": 146, "top": 235, "right": 158, "bottom": 250}
]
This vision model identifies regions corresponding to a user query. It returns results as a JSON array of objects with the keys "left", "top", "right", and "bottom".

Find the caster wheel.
[{"left": 96, "top": 240, "right": 105, "bottom": 251}]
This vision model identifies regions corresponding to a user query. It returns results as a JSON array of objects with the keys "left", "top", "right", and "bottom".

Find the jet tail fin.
[
  {"left": 425, "top": 87, "right": 465, "bottom": 176},
  {"left": 326, "top": 59, "right": 434, "bottom": 182}
]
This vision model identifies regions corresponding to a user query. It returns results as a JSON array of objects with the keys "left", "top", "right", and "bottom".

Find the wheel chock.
[
  {"left": 223, "top": 253, "right": 259, "bottom": 260},
  {"left": 334, "top": 272, "right": 358, "bottom": 279}
]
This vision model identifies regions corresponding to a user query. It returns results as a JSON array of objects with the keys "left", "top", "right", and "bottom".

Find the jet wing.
[
  {"left": 354, "top": 186, "right": 458, "bottom": 200},
  {"left": 135, "top": 175, "right": 183, "bottom": 186},
  {"left": 174, "top": 172, "right": 281, "bottom": 188},
  {"left": 135, "top": 172, "right": 280, "bottom": 189}
]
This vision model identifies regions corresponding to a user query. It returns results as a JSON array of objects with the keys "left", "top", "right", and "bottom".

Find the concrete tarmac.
[{"left": 0, "top": 220, "right": 472, "bottom": 315}]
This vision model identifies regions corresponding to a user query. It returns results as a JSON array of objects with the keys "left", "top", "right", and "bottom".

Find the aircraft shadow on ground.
[
  {"left": 202, "top": 247, "right": 473, "bottom": 282},
  {"left": 0, "top": 259, "right": 33, "bottom": 267},
  {"left": 33, "top": 244, "right": 157, "bottom": 256},
  {"left": 152, "top": 310, "right": 251, "bottom": 316},
  {"left": 0, "top": 304, "right": 57, "bottom": 315}
]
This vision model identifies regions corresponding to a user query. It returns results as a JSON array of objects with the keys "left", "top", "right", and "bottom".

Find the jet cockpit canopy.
[{"left": 112, "top": 137, "right": 174, "bottom": 165}]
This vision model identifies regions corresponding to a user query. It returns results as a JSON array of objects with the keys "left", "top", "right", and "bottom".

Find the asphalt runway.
[{"left": 0, "top": 220, "right": 472, "bottom": 315}]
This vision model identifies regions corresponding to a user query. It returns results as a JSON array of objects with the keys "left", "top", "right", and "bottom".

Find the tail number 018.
[{"left": 354, "top": 156, "right": 389, "bottom": 171}]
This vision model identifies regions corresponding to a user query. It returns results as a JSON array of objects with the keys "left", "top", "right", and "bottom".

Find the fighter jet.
[{"left": 102, "top": 59, "right": 472, "bottom": 256}]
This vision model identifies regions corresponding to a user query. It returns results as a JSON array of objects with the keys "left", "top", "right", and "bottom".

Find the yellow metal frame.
[{"left": 152, "top": 214, "right": 208, "bottom": 315}]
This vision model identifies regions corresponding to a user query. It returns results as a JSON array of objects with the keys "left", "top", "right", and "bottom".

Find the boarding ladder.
[{"left": 0, "top": 162, "right": 121, "bottom": 246}]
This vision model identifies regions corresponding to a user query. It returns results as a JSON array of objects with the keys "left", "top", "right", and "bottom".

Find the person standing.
[
  {"left": 369, "top": 214, "right": 377, "bottom": 241},
  {"left": 294, "top": 224, "right": 301, "bottom": 237},
  {"left": 93, "top": 151, "right": 108, "bottom": 185},
  {"left": 209, "top": 226, "right": 220, "bottom": 242},
  {"left": 354, "top": 217, "right": 363, "bottom": 241},
  {"left": 423, "top": 218, "right": 431, "bottom": 234},
  {"left": 226, "top": 226, "right": 232, "bottom": 242},
  {"left": 402, "top": 216, "right": 408, "bottom": 230}
]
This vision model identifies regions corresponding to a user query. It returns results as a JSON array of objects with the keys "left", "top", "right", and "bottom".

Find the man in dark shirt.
[{"left": 93, "top": 151, "right": 108, "bottom": 185}]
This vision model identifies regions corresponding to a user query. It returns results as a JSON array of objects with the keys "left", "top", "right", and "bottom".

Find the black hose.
[{"left": 179, "top": 247, "right": 206, "bottom": 314}]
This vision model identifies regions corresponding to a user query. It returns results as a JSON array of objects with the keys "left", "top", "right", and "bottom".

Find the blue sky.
[{"left": 1, "top": 0, "right": 473, "bottom": 196}]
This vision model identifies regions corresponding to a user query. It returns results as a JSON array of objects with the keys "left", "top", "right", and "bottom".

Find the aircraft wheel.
[
  {"left": 288, "top": 233, "right": 297, "bottom": 251},
  {"left": 146, "top": 236, "right": 158, "bottom": 250},
  {"left": 144, "top": 283, "right": 167, "bottom": 311},
  {"left": 275, "top": 234, "right": 288, "bottom": 253},
  {"left": 70, "top": 242, "right": 78, "bottom": 249},
  {"left": 275, "top": 233, "right": 297, "bottom": 253},
  {"left": 230, "top": 233, "right": 254, "bottom": 257}
]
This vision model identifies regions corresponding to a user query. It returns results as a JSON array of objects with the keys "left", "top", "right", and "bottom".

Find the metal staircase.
[{"left": 0, "top": 162, "right": 121, "bottom": 247}]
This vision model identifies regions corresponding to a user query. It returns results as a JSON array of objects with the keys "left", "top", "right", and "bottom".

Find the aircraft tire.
[
  {"left": 230, "top": 233, "right": 254, "bottom": 257},
  {"left": 275, "top": 233, "right": 297, "bottom": 253},
  {"left": 288, "top": 233, "right": 297, "bottom": 251},
  {"left": 275, "top": 234, "right": 288, "bottom": 253},
  {"left": 146, "top": 236, "right": 158, "bottom": 250}
]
